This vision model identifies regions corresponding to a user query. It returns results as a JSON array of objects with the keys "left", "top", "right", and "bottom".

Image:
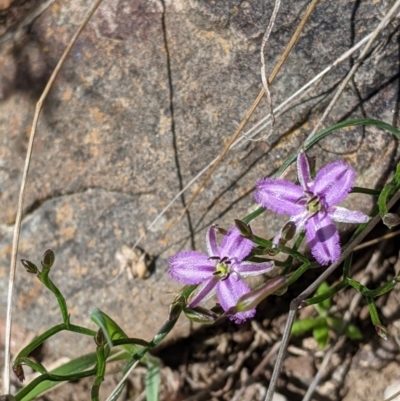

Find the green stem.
[
  {"left": 284, "top": 263, "right": 310, "bottom": 287},
  {"left": 39, "top": 271, "right": 70, "bottom": 326},
  {"left": 68, "top": 324, "right": 97, "bottom": 337},
  {"left": 347, "top": 277, "right": 399, "bottom": 298},
  {"left": 351, "top": 187, "right": 381, "bottom": 196},
  {"left": 111, "top": 315, "right": 181, "bottom": 398},
  {"left": 91, "top": 346, "right": 107, "bottom": 401},
  {"left": 13, "top": 323, "right": 96, "bottom": 367},
  {"left": 112, "top": 338, "right": 152, "bottom": 348},
  {"left": 342, "top": 253, "right": 352, "bottom": 279},
  {"left": 282, "top": 231, "right": 306, "bottom": 274},
  {"left": 13, "top": 324, "right": 65, "bottom": 364},
  {"left": 302, "top": 281, "right": 348, "bottom": 307},
  {"left": 242, "top": 207, "right": 265, "bottom": 224},
  {"left": 15, "top": 368, "right": 97, "bottom": 401},
  {"left": 14, "top": 358, "right": 47, "bottom": 375},
  {"left": 366, "top": 296, "right": 381, "bottom": 327}
]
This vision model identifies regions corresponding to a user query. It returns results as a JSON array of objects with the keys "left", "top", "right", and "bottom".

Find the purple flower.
[
  {"left": 254, "top": 152, "right": 369, "bottom": 265},
  {"left": 168, "top": 226, "right": 274, "bottom": 324}
]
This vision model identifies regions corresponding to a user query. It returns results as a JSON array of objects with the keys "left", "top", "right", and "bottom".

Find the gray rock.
[{"left": 0, "top": 0, "right": 399, "bottom": 359}]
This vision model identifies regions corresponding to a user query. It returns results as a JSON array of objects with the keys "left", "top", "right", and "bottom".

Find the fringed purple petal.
[
  {"left": 219, "top": 226, "right": 253, "bottom": 261},
  {"left": 236, "top": 261, "right": 274, "bottom": 277},
  {"left": 254, "top": 178, "right": 305, "bottom": 215},
  {"left": 312, "top": 161, "right": 355, "bottom": 206},
  {"left": 188, "top": 277, "right": 219, "bottom": 308},
  {"left": 217, "top": 276, "right": 255, "bottom": 324},
  {"left": 305, "top": 213, "right": 340, "bottom": 265},
  {"left": 329, "top": 206, "right": 370, "bottom": 224},
  {"left": 297, "top": 152, "right": 312, "bottom": 190},
  {"left": 168, "top": 251, "right": 215, "bottom": 284},
  {"left": 206, "top": 225, "right": 219, "bottom": 257}
]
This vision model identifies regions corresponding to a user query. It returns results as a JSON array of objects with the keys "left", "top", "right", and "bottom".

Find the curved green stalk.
[{"left": 15, "top": 368, "right": 97, "bottom": 401}]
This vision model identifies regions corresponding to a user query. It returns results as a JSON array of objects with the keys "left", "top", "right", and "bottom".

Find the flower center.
[
  {"left": 209, "top": 256, "right": 232, "bottom": 280},
  {"left": 306, "top": 195, "right": 322, "bottom": 214}
]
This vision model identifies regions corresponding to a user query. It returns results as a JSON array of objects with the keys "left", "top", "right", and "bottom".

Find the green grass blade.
[{"left": 145, "top": 358, "right": 160, "bottom": 401}]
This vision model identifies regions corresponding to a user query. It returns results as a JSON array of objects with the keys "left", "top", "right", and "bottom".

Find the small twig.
[
  {"left": 260, "top": 0, "right": 281, "bottom": 133},
  {"left": 264, "top": 188, "right": 400, "bottom": 401},
  {"left": 3, "top": 0, "right": 104, "bottom": 394},
  {"left": 385, "top": 389, "right": 400, "bottom": 401},
  {"left": 354, "top": 229, "right": 400, "bottom": 251}
]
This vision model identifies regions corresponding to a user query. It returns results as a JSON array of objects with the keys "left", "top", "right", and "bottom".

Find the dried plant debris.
[{"left": 114, "top": 245, "right": 153, "bottom": 280}]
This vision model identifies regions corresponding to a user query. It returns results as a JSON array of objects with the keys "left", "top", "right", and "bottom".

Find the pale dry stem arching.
[{"left": 3, "top": 0, "right": 104, "bottom": 394}]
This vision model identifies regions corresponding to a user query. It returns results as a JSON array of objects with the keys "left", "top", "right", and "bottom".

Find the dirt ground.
[{"left": 3, "top": 206, "right": 400, "bottom": 401}]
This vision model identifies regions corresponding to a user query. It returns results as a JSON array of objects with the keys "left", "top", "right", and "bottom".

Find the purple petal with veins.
[
  {"left": 168, "top": 251, "right": 215, "bottom": 284},
  {"left": 312, "top": 161, "right": 354, "bottom": 206},
  {"left": 220, "top": 226, "right": 253, "bottom": 261},
  {"left": 236, "top": 261, "right": 274, "bottom": 276},
  {"left": 329, "top": 206, "right": 370, "bottom": 224},
  {"left": 254, "top": 179, "right": 304, "bottom": 215},
  {"left": 217, "top": 275, "right": 256, "bottom": 324},
  {"left": 188, "top": 277, "right": 219, "bottom": 308},
  {"left": 297, "top": 151, "right": 312, "bottom": 190},
  {"left": 306, "top": 214, "right": 340, "bottom": 265}
]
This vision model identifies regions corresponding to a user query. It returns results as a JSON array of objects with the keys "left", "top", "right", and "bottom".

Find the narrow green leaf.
[
  {"left": 313, "top": 324, "right": 329, "bottom": 348},
  {"left": 316, "top": 281, "right": 330, "bottom": 310},
  {"left": 327, "top": 316, "right": 363, "bottom": 341},
  {"left": 145, "top": 359, "right": 160, "bottom": 401},
  {"left": 291, "top": 318, "right": 320, "bottom": 336},
  {"left": 90, "top": 309, "right": 129, "bottom": 347}
]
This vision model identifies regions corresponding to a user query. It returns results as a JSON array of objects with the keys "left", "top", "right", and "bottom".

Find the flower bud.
[
  {"left": 95, "top": 329, "right": 107, "bottom": 347},
  {"left": 184, "top": 306, "right": 218, "bottom": 324},
  {"left": 382, "top": 213, "right": 400, "bottom": 229},
  {"left": 375, "top": 324, "right": 389, "bottom": 341},
  {"left": 280, "top": 221, "right": 296, "bottom": 244},
  {"left": 21, "top": 259, "right": 39, "bottom": 275},
  {"left": 41, "top": 249, "right": 55, "bottom": 270},
  {"left": 12, "top": 364, "right": 25, "bottom": 382},
  {"left": 168, "top": 300, "right": 184, "bottom": 321},
  {"left": 266, "top": 247, "right": 280, "bottom": 256},
  {"left": 234, "top": 219, "right": 253, "bottom": 238}
]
